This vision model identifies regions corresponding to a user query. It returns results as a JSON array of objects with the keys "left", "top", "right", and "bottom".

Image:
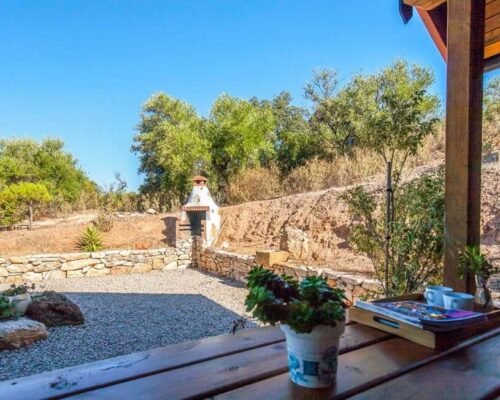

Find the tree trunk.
[
  {"left": 28, "top": 203, "right": 33, "bottom": 230},
  {"left": 384, "top": 161, "right": 393, "bottom": 295}
]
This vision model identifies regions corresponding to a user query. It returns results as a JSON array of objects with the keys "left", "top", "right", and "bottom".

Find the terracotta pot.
[{"left": 281, "top": 321, "right": 345, "bottom": 388}]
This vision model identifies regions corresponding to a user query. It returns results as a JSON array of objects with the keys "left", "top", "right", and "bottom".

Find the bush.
[
  {"left": 93, "top": 211, "right": 114, "bottom": 232},
  {"left": 77, "top": 226, "right": 104, "bottom": 252}
]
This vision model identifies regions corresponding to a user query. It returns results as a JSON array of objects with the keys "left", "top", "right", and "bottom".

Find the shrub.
[
  {"left": 77, "top": 226, "right": 104, "bottom": 252},
  {"left": 245, "top": 266, "right": 347, "bottom": 334},
  {"left": 93, "top": 211, "right": 114, "bottom": 232}
]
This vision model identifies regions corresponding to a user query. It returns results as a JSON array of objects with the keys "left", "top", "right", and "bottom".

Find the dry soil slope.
[{"left": 217, "top": 163, "right": 500, "bottom": 276}]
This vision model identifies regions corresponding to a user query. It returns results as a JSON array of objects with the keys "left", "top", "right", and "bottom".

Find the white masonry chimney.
[{"left": 181, "top": 176, "right": 220, "bottom": 246}]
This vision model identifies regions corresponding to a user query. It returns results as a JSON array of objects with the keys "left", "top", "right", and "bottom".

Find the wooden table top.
[{"left": 1, "top": 322, "right": 499, "bottom": 400}]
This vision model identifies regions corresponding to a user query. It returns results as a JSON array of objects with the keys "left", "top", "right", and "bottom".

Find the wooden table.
[{"left": 1, "top": 322, "right": 499, "bottom": 400}]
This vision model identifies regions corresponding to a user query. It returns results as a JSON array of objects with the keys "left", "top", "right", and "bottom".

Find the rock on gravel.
[
  {"left": 0, "top": 269, "right": 254, "bottom": 381},
  {"left": 0, "top": 318, "right": 48, "bottom": 350},
  {"left": 26, "top": 291, "right": 85, "bottom": 327}
]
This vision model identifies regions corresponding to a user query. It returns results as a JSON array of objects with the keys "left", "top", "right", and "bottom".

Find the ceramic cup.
[
  {"left": 443, "top": 292, "right": 474, "bottom": 311},
  {"left": 424, "top": 285, "right": 453, "bottom": 306}
]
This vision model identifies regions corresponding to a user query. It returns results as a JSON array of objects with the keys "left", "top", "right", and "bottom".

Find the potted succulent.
[
  {"left": 458, "top": 245, "right": 498, "bottom": 310},
  {"left": 245, "top": 266, "right": 347, "bottom": 388},
  {"left": 2, "top": 283, "right": 35, "bottom": 315}
]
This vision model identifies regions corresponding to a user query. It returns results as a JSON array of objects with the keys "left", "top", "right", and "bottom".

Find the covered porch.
[{"left": 1, "top": 1, "right": 499, "bottom": 399}]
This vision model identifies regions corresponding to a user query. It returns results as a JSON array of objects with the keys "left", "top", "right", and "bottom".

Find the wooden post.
[{"left": 444, "top": 0, "right": 485, "bottom": 293}]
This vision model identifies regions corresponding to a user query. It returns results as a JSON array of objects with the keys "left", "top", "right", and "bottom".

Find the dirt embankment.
[
  {"left": 216, "top": 162, "right": 500, "bottom": 275},
  {"left": 0, "top": 213, "right": 175, "bottom": 256}
]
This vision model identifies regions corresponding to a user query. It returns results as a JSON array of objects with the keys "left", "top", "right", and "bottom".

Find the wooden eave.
[{"left": 404, "top": 0, "right": 500, "bottom": 71}]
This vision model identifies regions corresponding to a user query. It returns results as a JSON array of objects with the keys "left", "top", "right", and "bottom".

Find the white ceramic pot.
[
  {"left": 281, "top": 321, "right": 345, "bottom": 388},
  {"left": 8, "top": 293, "right": 31, "bottom": 315}
]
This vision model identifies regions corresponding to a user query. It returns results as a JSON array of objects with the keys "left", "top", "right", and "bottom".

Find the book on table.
[{"left": 354, "top": 300, "right": 487, "bottom": 331}]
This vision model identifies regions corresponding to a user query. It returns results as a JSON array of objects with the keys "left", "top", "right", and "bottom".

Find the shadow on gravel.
[
  {"left": 194, "top": 269, "right": 248, "bottom": 289},
  {"left": 0, "top": 292, "right": 252, "bottom": 382}
]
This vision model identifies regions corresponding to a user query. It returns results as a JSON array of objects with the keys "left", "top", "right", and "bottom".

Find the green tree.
[
  {"left": 205, "top": 94, "right": 275, "bottom": 198},
  {"left": 351, "top": 60, "right": 440, "bottom": 186},
  {"left": 253, "top": 92, "right": 321, "bottom": 174},
  {"left": 0, "top": 138, "right": 96, "bottom": 210},
  {"left": 132, "top": 93, "right": 209, "bottom": 209},
  {"left": 483, "top": 77, "right": 500, "bottom": 152},
  {"left": 0, "top": 182, "right": 52, "bottom": 229},
  {"left": 304, "top": 68, "right": 338, "bottom": 104},
  {"left": 309, "top": 87, "right": 359, "bottom": 157}
]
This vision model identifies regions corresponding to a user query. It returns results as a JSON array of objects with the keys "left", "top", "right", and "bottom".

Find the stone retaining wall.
[
  {"left": 1, "top": 237, "right": 380, "bottom": 302},
  {"left": 0, "top": 239, "right": 193, "bottom": 285},
  {"left": 195, "top": 242, "right": 380, "bottom": 301}
]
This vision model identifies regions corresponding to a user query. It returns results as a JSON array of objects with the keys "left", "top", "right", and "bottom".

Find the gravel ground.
[{"left": 0, "top": 269, "right": 254, "bottom": 381}]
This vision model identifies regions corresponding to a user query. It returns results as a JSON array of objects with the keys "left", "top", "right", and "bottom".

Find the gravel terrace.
[{"left": 0, "top": 269, "right": 254, "bottom": 381}]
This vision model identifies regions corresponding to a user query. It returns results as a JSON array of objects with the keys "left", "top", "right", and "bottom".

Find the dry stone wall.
[
  {"left": 0, "top": 239, "right": 193, "bottom": 285},
  {"left": 195, "top": 240, "right": 380, "bottom": 302},
  {"left": 1, "top": 236, "right": 380, "bottom": 302}
]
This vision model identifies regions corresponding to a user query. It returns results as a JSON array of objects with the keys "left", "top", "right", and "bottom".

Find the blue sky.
[{"left": 0, "top": 1, "right": 497, "bottom": 190}]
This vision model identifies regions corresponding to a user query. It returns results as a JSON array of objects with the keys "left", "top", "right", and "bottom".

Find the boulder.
[
  {"left": 26, "top": 291, "right": 84, "bottom": 327},
  {"left": 255, "top": 250, "right": 289, "bottom": 268},
  {"left": 0, "top": 318, "right": 48, "bottom": 350},
  {"left": 279, "top": 227, "right": 310, "bottom": 260}
]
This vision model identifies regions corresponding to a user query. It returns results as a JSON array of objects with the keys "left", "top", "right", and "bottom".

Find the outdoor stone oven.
[{"left": 166, "top": 176, "right": 221, "bottom": 246}]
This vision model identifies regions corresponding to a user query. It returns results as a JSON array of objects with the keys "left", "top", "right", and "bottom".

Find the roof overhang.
[{"left": 401, "top": 0, "right": 500, "bottom": 72}]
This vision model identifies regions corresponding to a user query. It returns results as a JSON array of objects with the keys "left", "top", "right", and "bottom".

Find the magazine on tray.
[{"left": 354, "top": 300, "right": 487, "bottom": 331}]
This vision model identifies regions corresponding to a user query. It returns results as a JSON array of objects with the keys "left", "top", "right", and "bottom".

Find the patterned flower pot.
[
  {"left": 8, "top": 293, "right": 32, "bottom": 315},
  {"left": 281, "top": 322, "right": 345, "bottom": 388}
]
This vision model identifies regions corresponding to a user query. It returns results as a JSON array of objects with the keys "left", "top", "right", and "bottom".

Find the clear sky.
[{"left": 0, "top": 1, "right": 497, "bottom": 191}]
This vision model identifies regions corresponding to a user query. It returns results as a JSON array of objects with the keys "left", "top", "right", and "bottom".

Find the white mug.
[
  {"left": 424, "top": 285, "right": 453, "bottom": 306},
  {"left": 443, "top": 292, "right": 474, "bottom": 311}
]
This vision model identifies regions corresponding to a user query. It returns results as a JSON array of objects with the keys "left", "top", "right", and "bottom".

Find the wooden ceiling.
[{"left": 404, "top": 0, "right": 500, "bottom": 69}]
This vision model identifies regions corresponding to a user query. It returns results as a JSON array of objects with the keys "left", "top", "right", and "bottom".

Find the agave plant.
[{"left": 77, "top": 225, "right": 104, "bottom": 252}]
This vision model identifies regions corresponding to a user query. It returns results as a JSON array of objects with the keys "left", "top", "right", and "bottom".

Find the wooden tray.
[{"left": 349, "top": 293, "right": 500, "bottom": 349}]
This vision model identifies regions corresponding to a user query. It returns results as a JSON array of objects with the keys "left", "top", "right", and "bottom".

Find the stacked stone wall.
[
  {"left": 195, "top": 239, "right": 380, "bottom": 301},
  {"left": 0, "top": 239, "right": 193, "bottom": 285},
  {"left": 1, "top": 236, "right": 381, "bottom": 302}
]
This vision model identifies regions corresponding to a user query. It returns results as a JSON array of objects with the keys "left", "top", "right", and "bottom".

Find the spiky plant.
[
  {"left": 77, "top": 225, "right": 104, "bottom": 252},
  {"left": 245, "top": 266, "right": 346, "bottom": 334},
  {"left": 458, "top": 245, "right": 497, "bottom": 279}
]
